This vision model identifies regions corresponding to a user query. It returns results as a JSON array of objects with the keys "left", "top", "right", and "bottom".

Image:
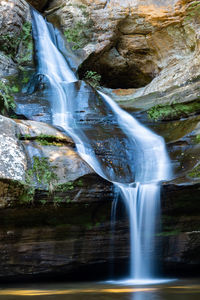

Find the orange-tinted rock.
[{"left": 44, "top": 0, "right": 200, "bottom": 90}]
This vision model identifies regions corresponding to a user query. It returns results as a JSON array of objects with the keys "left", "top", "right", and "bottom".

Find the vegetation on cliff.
[
  {"left": 64, "top": 18, "right": 93, "bottom": 50},
  {"left": 0, "top": 79, "right": 16, "bottom": 115},
  {"left": 21, "top": 156, "right": 58, "bottom": 204},
  {"left": 84, "top": 70, "right": 101, "bottom": 88},
  {"left": 188, "top": 164, "right": 200, "bottom": 179},
  {"left": 0, "top": 22, "right": 33, "bottom": 67},
  {"left": 147, "top": 101, "right": 200, "bottom": 121}
]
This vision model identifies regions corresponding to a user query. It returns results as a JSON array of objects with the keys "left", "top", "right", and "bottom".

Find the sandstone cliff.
[{"left": 0, "top": 0, "right": 200, "bottom": 280}]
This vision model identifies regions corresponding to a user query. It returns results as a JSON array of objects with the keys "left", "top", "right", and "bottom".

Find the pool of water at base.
[{"left": 0, "top": 279, "right": 199, "bottom": 300}]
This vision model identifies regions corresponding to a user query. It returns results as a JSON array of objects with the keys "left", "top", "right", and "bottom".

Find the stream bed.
[{"left": 0, "top": 279, "right": 199, "bottom": 300}]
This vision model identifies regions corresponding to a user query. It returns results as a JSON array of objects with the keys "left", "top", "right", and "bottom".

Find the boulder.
[{"left": 0, "top": 115, "right": 94, "bottom": 207}]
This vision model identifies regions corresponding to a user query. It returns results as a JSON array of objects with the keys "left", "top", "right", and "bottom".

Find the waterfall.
[{"left": 31, "top": 9, "right": 172, "bottom": 283}]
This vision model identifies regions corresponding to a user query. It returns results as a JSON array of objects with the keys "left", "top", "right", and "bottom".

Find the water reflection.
[
  {"left": 132, "top": 291, "right": 160, "bottom": 300},
  {"left": 0, "top": 280, "right": 199, "bottom": 300}
]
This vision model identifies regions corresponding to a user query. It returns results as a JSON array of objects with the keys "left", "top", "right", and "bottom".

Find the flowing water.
[{"left": 31, "top": 9, "right": 172, "bottom": 282}]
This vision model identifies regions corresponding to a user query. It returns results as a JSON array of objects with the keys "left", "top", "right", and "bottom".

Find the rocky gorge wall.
[{"left": 0, "top": 0, "right": 199, "bottom": 280}]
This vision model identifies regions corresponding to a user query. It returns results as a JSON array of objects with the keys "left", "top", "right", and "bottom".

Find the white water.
[{"left": 31, "top": 9, "right": 172, "bottom": 283}]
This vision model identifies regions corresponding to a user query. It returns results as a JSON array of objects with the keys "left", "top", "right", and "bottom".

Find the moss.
[
  {"left": 6, "top": 68, "right": 34, "bottom": 101},
  {"left": 20, "top": 161, "right": 84, "bottom": 206},
  {"left": 20, "top": 156, "right": 58, "bottom": 204},
  {"left": 56, "top": 182, "right": 75, "bottom": 192},
  {"left": 0, "top": 79, "right": 16, "bottom": 115},
  {"left": 35, "top": 139, "right": 63, "bottom": 147},
  {"left": 156, "top": 230, "right": 181, "bottom": 237},
  {"left": 188, "top": 164, "right": 200, "bottom": 178},
  {"left": 195, "top": 134, "right": 200, "bottom": 144},
  {"left": 19, "top": 187, "right": 35, "bottom": 204},
  {"left": 147, "top": 100, "right": 200, "bottom": 121},
  {"left": 0, "top": 34, "right": 20, "bottom": 58},
  {"left": 53, "top": 196, "right": 64, "bottom": 205},
  {"left": 76, "top": 179, "right": 83, "bottom": 187},
  {"left": 16, "top": 22, "right": 33, "bottom": 67},
  {"left": 52, "top": 179, "right": 84, "bottom": 205},
  {"left": 19, "top": 134, "right": 69, "bottom": 147},
  {"left": 0, "top": 22, "right": 33, "bottom": 65},
  {"left": 64, "top": 20, "right": 93, "bottom": 50},
  {"left": 185, "top": 2, "right": 200, "bottom": 20},
  {"left": 26, "top": 156, "right": 58, "bottom": 188}
]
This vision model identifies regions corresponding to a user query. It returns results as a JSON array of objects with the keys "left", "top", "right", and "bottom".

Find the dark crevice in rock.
[
  {"left": 25, "top": 0, "right": 50, "bottom": 12},
  {"left": 78, "top": 50, "right": 154, "bottom": 89},
  {"left": 42, "top": 0, "right": 54, "bottom": 12},
  {"left": 78, "top": 17, "right": 156, "bottom": 89}
]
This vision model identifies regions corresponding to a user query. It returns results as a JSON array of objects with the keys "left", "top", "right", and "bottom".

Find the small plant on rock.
[
  {"left": 0, "top": 80, "right": 16, "bottom": 114},
  {"left": 26, "top": 156, "right": 58, "bottom": 191},
  {"left": 21, "top": 156, "right": 58, "bottom": 203},
  {"left": 84, "top": 70, "right": 101, "bottom": 88},
  {"left": 64, "top": 21, "right": 90, "bottom": 50}
]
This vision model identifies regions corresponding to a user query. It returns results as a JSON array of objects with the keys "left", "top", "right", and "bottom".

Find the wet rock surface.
[
  {"left": 0, "top": 185, "right": 199, "bottom": 280},
  {"left": 0, "top": 109, "right": 200, "bottom": 279},
  {"left": 0, "top": 0, "right": 200, "bottom": 281}
]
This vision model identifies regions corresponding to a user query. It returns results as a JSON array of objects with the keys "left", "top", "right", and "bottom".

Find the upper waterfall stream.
[{"left": 31, "top": 9, "right": 172, "bottom": 283}]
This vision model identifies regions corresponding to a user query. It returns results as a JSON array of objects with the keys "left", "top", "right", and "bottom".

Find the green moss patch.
[
  {"left": 0, "top": 79, "right": 16, "bottom": 115},
  {"left": 147, "top": 100, "right": 200, "bottom": 121},
  {"left": 64, "top": 20, "right": 93, "bottom": 50},
  {"left": 156, "top": 230, "right": 181, "bottom": 237},
  {"left": 20, "top": 156, "right": 58, "bottom": 204},
  {"left": 19, "top": 134, "right": 70, "bottom": 147},
  {"left": 0, "top": 22, "right": 33, "bottom": 65},
  {"left": 188, "top": 164, "right": 200, "bottom": 178},
  {"left": 194, "top": 134, "right": 200, "bottom": 144},
  {"left": 185, "top": 1, "right": 200, "bottom": 20}
]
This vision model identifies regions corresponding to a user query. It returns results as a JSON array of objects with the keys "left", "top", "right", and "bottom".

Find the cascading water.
[{"left": 31, "top": 9, "right": 172, "bottom": 283}]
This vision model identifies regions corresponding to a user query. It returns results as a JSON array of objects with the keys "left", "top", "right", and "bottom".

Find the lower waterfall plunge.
[{"left": 31, "top": 9, "right": 172, "bottom": 283}]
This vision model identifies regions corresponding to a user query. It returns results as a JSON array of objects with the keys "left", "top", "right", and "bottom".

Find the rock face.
[
  {"left": 35, "top": 0, "right": 200, "bottom": 92},
  {"left": 0, "top": 110, "right": 200, "bottom": 279},
  {"left": 0, "top": 116, "right": 26, "bottom": 182},
  {"left": 24, "top": 0, "right": 200, "bottom": 121},
  {"left": 0, "top": 118, "right": 115, "bottom": 281},
  {"left": 0, "top": 0, "right": 200, "bottom": 281},
  {"left": 0, "top": 0, "right": 33, "bottom": 76},
  {"left": 0, "top": 181, "right": 199, "bottom": 280},
  {"left": 0, "top": 115, "right": 94, "bottom": 208},
  {"left": 0, "top": 198, "right": 115, "bottom": 281}
]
